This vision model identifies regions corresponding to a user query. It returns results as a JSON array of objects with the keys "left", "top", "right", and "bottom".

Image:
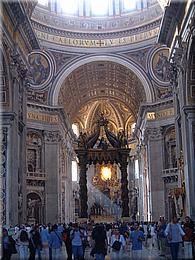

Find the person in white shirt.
[
  {"left": 111, "top": 228, "right": 126, "bottom": 259},
  {"left": 165, "top": 216, "right": 185, "bottom": 260}
]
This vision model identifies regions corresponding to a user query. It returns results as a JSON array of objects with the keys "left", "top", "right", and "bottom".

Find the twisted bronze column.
[
  {"left": 78, "top": 152, "right": 88, "bottom": 218},
  {"left": 119, "top": 152, "right": 130, "bottom": 217}
]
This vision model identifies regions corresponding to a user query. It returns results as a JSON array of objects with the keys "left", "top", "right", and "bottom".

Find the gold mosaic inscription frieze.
[
  {"left": 34, "top": 27, "right": 159, "bottom": 48},
  {"left": 147, "top": 108, "right": 174, "bottom": 121},
  {"left": 27, "top": 111, "right": 58, "bottom": 123}
]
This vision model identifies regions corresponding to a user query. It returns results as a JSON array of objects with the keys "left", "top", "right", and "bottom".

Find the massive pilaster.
[
  {"left": 44, "top": 131, "right": 60, "bottom": 223},
  {"left": 145, "top": 127, "right": 165, "bottom": 221}
]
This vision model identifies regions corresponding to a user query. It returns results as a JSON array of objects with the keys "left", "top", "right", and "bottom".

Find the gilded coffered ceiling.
[{"left": 58, "top": 61, "right": 146, "bottom": 129}]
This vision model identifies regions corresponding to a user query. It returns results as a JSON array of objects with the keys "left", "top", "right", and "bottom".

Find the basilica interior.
[{"left": 1, "top": 0, "right": 195, "bottom": 226}]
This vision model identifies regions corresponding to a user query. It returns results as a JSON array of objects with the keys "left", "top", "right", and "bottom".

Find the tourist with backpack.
[
  {"left": 111, "top": 227, "right": 126, "bottom": 259},
  {"left": 70, "top": 223, "right": 85, "bottom": 260},
  {"left": 49, "top": 224, "right": 62, "bottom": 260}
]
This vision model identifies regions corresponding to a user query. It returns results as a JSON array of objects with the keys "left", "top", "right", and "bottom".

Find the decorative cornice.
[
  {"left": 27, "top": 102, "right": 74, "bottom": 139},
  {"left": 0, "top": 112, "right": 16, "bottom": 125},
  {"left": 32, "top": 19, "right": 161, "bottom": 40},
  {"left": 3, "top": 1, "right": 39, "bottom": 50}
]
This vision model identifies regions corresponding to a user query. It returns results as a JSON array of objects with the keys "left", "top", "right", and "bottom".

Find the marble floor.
[{"left": 12, "top": 243, "right": 187, "bottom": 259}]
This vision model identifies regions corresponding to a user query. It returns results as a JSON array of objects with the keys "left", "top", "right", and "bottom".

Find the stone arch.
[{"left": 49, "top": 54, "right": 155, "bottom": 106}]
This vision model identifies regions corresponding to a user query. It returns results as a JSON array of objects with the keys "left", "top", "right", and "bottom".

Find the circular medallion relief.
[
  {"left": 149, "top": 47, "right": 170, "bottom": 86},
  {"left": 28, "top": 51, "right": 53, "bottom": 89}
]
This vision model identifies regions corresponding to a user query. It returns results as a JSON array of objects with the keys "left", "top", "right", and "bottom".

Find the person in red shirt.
[{"left": 183, "top": 216, "right": 194, "bottom": 259}]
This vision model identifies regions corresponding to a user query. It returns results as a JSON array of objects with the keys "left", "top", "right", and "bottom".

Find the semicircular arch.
[{"left": 49, "top": 54, "right": 155, "bottom": 106}]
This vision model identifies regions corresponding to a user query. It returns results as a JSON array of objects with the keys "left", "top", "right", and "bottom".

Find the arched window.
[
  {"left": 91, "top": 0, "right": 109, "bottom": 16},
  {"left": 123, "top": 0, "right": 137, "bottom": 11},
  {"left": 60, "top": 0, "right": 79, "bottom": 15},
  {"left": 38, "top": 0, "right": 48, "bottom": 6},
  {"left": 72, "top": 123, "right": 79, "bottom": 137},
  {"left": 72, "top": 160, "right": 78, "bottom": 182},
  {"left": 134, "top": 159, "right": 139, "bottom": 179}
]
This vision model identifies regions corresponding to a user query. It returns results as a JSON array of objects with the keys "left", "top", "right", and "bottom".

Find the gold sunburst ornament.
[{"left": 101, "top": 166, "right": 111, "bottom": 180}]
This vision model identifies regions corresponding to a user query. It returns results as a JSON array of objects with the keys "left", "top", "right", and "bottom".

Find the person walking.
[
  {"left": 70, "top": 223, "right": 84, "bottom": 260},
  {"left": 15, "top": 226, "right": 29, "bottom": 260},
  {"left": 29, "top": 226, "right": 42, "bottom": 260},
  {"left": 62, "top": 223, "right": 73, "bottom": 260},
  {"left": 157, "top": 216, "right": 167, "bottom": 257},
  {"left": 165, "top": 216, "right": 185, "bottom": 260},
  {"left": 2, "top": 228, "right": 17, "bottom": 260},
  {"left": 40, "top": 225, "right": 50, "bottom": 260},
  {"left": 49, "top": 224, "right": 62, "bottom": 260},
  {"left": 111, "top": 227, "right": 126, "bottom": 259},
  {"left": 182, "top": 216, "right": 194, "bottom": 259},
  {"left": 130, "top": 222, "right": 145, "bottom": 259},
  {"left": 91, "top": 224, "right": 107, "bottom": 260}
]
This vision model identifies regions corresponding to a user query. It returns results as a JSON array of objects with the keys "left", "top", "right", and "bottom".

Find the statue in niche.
[{"left": 27, "top": 198, "right": 38, "bottom": 218}]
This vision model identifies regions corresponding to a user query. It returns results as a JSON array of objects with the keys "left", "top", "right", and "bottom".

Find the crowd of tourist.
[{"left": 2, "top": 215, "right": 195, "bottom": 260}]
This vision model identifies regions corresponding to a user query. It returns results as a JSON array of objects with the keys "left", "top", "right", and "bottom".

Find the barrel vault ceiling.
[{"left": 58, "top": 61, "right": 146, "bottom": 131}]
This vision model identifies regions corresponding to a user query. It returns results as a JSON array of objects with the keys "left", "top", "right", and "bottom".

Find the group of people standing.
[
  {"left": 156, "top": 215, "right": 194, "bottom": 259},
  {"left": 2, "top": 215, "right": 195, "bottom": 260}
]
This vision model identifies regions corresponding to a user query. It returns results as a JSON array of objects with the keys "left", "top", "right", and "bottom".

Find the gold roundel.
[
  {"left": 151, "top": 48, "right": 170, "bottom": 84},
  {"left": 28, "top": 52, "right": 51, "bottom": 87}
]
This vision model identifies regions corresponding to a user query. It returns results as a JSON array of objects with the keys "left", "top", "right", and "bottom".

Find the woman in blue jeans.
[
  {"left": 165, "top": 216, "right": 185, "bottom": 260},
  {"left": 70, "top": 223, "right": 84, "bottom": 260}
]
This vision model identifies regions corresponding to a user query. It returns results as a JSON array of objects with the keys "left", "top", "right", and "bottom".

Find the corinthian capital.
[
  {"left": 43, "top": 131, "right": 61, "bottom": 143},
  {"left": 144, "top": 127, "right": 163, "bottom": 140}
]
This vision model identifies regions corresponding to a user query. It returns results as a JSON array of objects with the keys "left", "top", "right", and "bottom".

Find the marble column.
[{"left": 145, "top": 127, "right": 165, "bottom": 221}]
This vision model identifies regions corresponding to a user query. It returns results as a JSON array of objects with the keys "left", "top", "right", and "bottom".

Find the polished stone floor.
[{"left": 12, "top": 242, "right": 187, "bottom": 259}]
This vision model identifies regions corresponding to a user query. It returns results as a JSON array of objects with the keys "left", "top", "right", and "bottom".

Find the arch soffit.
[
  {"left": 84, "top": 100, "right": 124, "bottom": 130},
  {"left": 50, "top": 54, "right": 154, "bottom": 106}
]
